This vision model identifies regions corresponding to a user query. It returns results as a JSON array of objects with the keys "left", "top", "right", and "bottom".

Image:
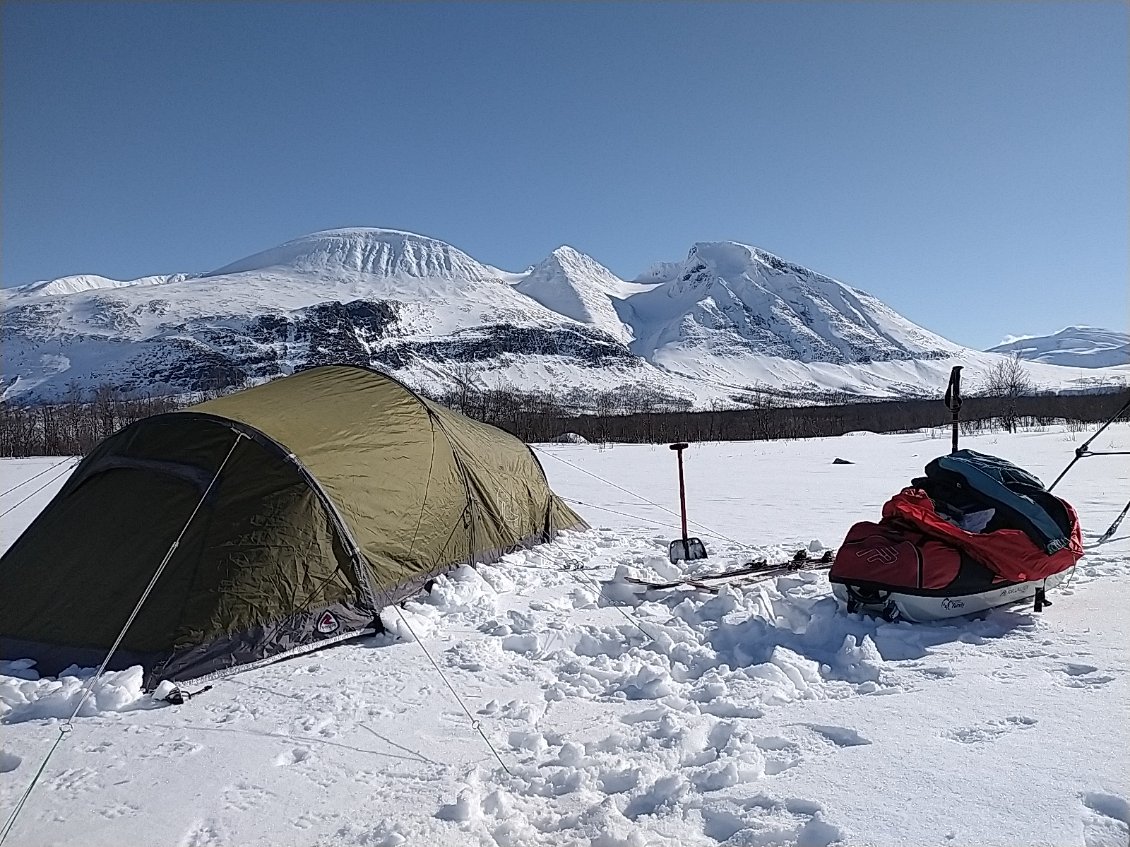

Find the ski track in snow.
[{"left": 1, "top": 426, "right": 1128, "bottom": 846}]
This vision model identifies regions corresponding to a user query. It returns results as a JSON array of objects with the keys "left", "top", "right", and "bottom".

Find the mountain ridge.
[
  {"left": 987, "top": 326, "right": 1130, "bottom": 369},
  {"left": 3, "top": 227, "right": 1126, "bottom": 405}
]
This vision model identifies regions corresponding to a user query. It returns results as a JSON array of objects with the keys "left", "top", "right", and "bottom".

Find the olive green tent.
[{"left": 0, "top": 365, "right": 586, "bottom": 686}]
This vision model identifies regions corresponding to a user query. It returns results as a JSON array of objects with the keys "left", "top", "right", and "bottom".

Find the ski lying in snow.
[{"left": 625, "top": 549, "right": 834, "bottom": 592}]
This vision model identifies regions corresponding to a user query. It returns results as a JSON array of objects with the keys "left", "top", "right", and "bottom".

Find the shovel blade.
[{"left": 669, "top": 537, "right": 708, "bottom": 563}]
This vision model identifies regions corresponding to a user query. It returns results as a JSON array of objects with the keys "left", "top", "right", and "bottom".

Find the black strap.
[
  {"left": 161, "top": 684, "right": 213, "bottom": 705},
  {"left": 944, "top": 366, "right": 963, "bottom": 412}
]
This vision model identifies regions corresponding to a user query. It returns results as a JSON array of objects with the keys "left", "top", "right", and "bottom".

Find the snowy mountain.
[
  {"left": 987, "top": 326, "right": 1130, "bottom": 369},
  {"left": 3, "top": 228, "right": 1127, "bottom": 405},
  {"left": 8, "top": 272, "right": 195, "bottom": 299},
  {"left": 208, "top": 228, "right": 510, "bottom": 282},
  {"left": 619, "top": 242, "right": 964, "bottom": 396},
  {"left": 515, "top": 246, "right": 649, "bottom": 345}
]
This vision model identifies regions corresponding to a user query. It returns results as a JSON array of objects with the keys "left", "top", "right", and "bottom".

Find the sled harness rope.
[
  {"left": 0, "top": 432, "right": 245, "bottom": 847},
  {"left": 390, "top": 605, "right": 512, "bottom": 776},
  {"left": 531, "top": 447, "right": 744, "bottom": 546}
]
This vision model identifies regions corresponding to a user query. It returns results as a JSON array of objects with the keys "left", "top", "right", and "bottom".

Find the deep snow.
[{"left": 1, "top": 425, "right": 1128, "bottom": 846}]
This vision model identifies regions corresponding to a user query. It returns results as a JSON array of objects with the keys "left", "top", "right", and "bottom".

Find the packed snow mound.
[
  {"left": 4, "top": 273, "right": 191, "bottom": 300},
  {"left": 0, "top": 662, "right": 158, "bottom": 722},
  {"left": 987, "top": 326, "right": 1130, "bottom": 368},
  {"left": 515, "top": 247, "right": 636, "bottom": 343},
  {"left": 624, "top": 240, "right": 962, "bottom": 368},
  {"left": 207, "top": 228, "right": 509, "bottom": 281}
]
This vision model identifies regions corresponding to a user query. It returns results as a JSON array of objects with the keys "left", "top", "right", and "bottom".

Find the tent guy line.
[
  {"left": 390, "top": 604, "right": 513, "bottom": 777},
  {"left": 1, "top": 434, "right": 245, "bottom": 846},
  {"left": 0, "top": 457, "right": 77, "bottom": 499},
  {"left": 0, "top": 463, "right": 77, "bottom": 520},
  {"left": 532, "top": 446, "right": 745, "bottom": 547}
]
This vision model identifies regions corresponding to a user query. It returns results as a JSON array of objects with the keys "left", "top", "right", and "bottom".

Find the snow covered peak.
[
  {"left": 633, "top": 241, "right": 790, "bottom": 286},
  {"left": 535, "top": 246, "right": 629, "bottom": 294},
  {"left": 5, "top": 273, "right": 190, "bottom": 300},
  {"left": 207, "top": 228, "right": 508, "bottom": 281},
  {"left": 687, "top": 241, "right": 761, "bottom": 278},
  {"left": 548, "top": 244, "right": 589, "bottom": 264},
  {"left": 624, "top": 239, "right": 961, "bottom": 369},
  {"left": 987, "top": 326, "right": 1130, "bottom": 368},
  {"left": 515, "top": 247, "right": 635, "bottom": 342},
  {"left": 686, "top": 241, "right": 815, "bottom": 282}
]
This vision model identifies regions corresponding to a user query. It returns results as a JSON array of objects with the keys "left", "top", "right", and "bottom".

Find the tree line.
[{"left": 2, "top": 377, "right": 1126, "bottom": 458}]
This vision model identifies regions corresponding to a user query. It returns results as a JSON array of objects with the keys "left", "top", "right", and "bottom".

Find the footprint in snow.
[
  {"left": 941, "top": 716, "right": 1037, "bottom": 744},
  {"left": 222, "top": 780, "right": 276, "bottom": 811},
  {"left": 98, "top": 801, "right": 141, "bottom": 819},
  {"left": 1057, "top": 663, "right": 1116, "bottom": 689},
  {"left": 701, "top": 794, "right": 845, "bottom": 846},
  {"left": 800, "top": 724, "right": 873, "bottom": 748},
  {"left": 47, "top": 766, "right": 100, "bottom": 795},
  {"left": 753, "top": 736, "right": 804, "bottom": 775},
  {"left": 1080, "top": 792, "right": 1129, "bottom": 847},
  {"left": 179, "top": 819, "right": 228, "bottom": 847},
  {"left": 0, "top": 749, "right": 22, "bottom": 773},
  {"left": 916, "top": 666, "right": 956, "bottom": 679},
  {"left": 141, "top": 738, "right": 204, "bottom": 759},
  {"left": 274, "top": 747, "right": 312, "bottom": 766}
]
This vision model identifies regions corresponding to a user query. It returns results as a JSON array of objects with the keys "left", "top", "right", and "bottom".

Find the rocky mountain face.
[{"left": 3, "top": 228, "right": 1125, "bottom": 406}]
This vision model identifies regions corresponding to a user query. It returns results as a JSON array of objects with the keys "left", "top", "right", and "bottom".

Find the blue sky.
[{"left": 3, "top": 1, "right": 1126, "bottom": 349}]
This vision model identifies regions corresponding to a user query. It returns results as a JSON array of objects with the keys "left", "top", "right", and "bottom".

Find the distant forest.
[{"left": 1, "top": 378, "right": 1127, "bottom": 458}]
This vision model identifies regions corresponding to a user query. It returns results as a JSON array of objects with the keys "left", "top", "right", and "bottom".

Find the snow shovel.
[{"left": 668, "top": 442, "right": 708, "bottom": 564}]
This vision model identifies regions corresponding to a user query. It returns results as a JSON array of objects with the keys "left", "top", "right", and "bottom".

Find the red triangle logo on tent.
[{"left": 316, "top": 611, "right": 339, "bottom": 634}]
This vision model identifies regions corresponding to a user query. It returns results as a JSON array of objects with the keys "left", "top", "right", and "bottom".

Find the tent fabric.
[{"left": 0, "top": 365, "right": 586, "bottom": 686}]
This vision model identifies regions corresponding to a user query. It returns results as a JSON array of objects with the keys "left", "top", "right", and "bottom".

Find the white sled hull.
[{"left": 832, "top": 571, "right": 1069, "bottom": 623}]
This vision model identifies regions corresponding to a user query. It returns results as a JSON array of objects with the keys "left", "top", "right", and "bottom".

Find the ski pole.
[
  {"left": 1048, "top": 394, "right": 1130, "bottom": 491},
  {"left": 944, "top": 365, "right": 963, "bottom": 455},
  {"left": 1098, "top": 499, "right": 1130, "bottom": 544}
]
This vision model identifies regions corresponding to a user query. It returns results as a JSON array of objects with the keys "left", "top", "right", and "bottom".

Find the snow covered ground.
[{"left": 1, "top": 425, "right": 1128, "bottom": 847}]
